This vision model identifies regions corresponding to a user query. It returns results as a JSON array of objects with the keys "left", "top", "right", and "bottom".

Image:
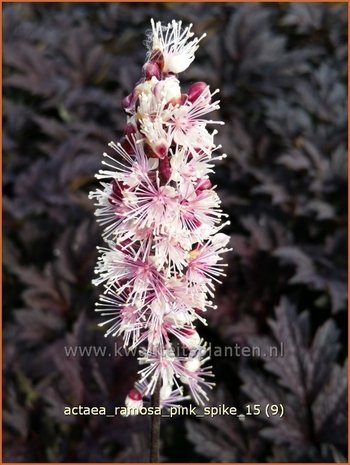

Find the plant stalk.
[{"left": 150, "top": 377, "right": 162, "bottom": 462}]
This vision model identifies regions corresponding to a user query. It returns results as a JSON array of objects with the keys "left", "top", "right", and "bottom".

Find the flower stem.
[{"left": 150, "top": 377, "right": 161, "bottom": 462}]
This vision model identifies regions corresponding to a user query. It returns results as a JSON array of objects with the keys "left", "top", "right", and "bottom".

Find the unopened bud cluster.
[{"left": 90, "top": 19, "right": 231, "bottom": 412}]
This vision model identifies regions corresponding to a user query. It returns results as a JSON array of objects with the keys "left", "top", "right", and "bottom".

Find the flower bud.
[
  {"left": 195, "top": 177, "right": 212, "bottom": 192},
  {"left": 125, "top": 389, "right": 143, "bottom": 414},
  {"left": 154, "top": 141, "right": 168, "bottom": 160},
  {"left": 144, "top": 140, "right": 168, "bottom": 160},
  {"left": 143, "top": 61, "right": 161, "bottom": 80},
  {"left": 187, "top": 82, "right": 209, "bottom": 103},
  {"left": 122, "top": 91, "right": 137, "bottom": 113}
]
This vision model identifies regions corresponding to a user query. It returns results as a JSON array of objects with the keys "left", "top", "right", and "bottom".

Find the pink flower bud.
[
  {"left": 187, "top": 82, "right": 209, "bottom": 103},
  {"left": 125, "top": 389, "right": 143, "bottom": 414},
  {"left": 195, "top": 177, "right": 212, "bottom": 192},
  {"left": 154, "top": 141, "right": 168, "bottom": 160},
  {"left": 144, "top": 140, "right": 168, "bottom": 159},
  {"left": 143, "top": 61, "right": 161, "bottom": 80},
  {"left": 122, "top": 91, "right": 137, "bottom": 113},
  {"left": 127, "top": 389, "right": 143, "bottom": 401}
]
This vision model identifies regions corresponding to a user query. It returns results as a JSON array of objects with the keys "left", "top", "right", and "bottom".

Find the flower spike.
[{"left": 90, "top": 19, "right": 231, "bottom": 409}]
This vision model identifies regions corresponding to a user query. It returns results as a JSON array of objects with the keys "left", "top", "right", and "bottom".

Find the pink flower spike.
[{"left": 90, "top": 19, "right": 230, "bottom": 407}]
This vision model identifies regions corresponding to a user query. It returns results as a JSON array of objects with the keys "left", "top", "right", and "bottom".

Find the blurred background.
[{"left": 3, "top": 2, "right": 348, "bottom": 463}]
